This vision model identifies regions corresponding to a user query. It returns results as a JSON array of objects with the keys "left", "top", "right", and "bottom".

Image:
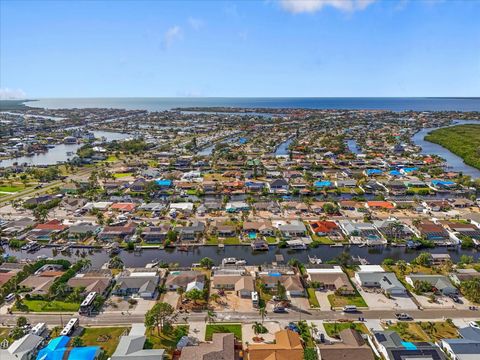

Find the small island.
[{"left": 425, "top": 124, "right": 480, "bottom": 170}]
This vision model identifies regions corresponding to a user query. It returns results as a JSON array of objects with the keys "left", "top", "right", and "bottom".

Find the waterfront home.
[
  {"left": 372, "top": 219, "right": 414, "bottom": 242},
  {"left": 243, "top": 220, "right": 275, "bottom": 236},
  {"left": 246, "top": 329, "right": 303, "bottom": 360},
  {"left": 111, "top": 324, "right": 166, "bottom": 360},
  {"left": 67, "top": 269, "right": 113, "bottom": 296},
  {"left": 441, "top": 326, "right": 480, "bottom": 360},
  {"left": 176, "top": 221, "right": 205, "bottom": 241},
  {"left": 430, "top": 179, "right": 457, "bottom": 191},
  {"left": 318, "top": 329, "right": 375, "bottom": 360},
  {"left": 20, "top": 270, "right": 64, "bottom": 296},
  {"left": 113, "top": 269, "right": 161, "bottom": 299},
  {"left": 257, "top": 271, "right": 305, "bottom": 297},
  {"left": 405, "top": 274, "right": 457, "bottom": 296},
  {"left": 423, "top": 200, "right": 451, "bottom": 212},
  {"left": 308, "top": 220, "right": 342, "bottom": 239},
  {"left": 165, "top": 270, "right": 206, "bottom": 291},
  {"left": 440, "top": 221, "right": 480, "bottom": 244},
  {"left": 253, "top": 201, "right": 281, "bottom": 214},
  {"left": 414, "top": 221, "right": 451, "bottom": 243},
  {"left": 141, "top": 224, "right": 170, "bottom": 243},
  {"left": 1, "top": 217, "right": 36, "bottom": 236},
  {"left": 27, "top": 220, "right": 68, "bottom": 242},
  {"left": 373, "top": 330, "right": 446, "bottom": 360},
  {"left": 211, "top": 221, "right": 237, "bottom": 238},
  {"left": 338, "top": 220, "right": 385, "bottom": 245},
  {"left": 277, "top": 220, "right": 308, "bottom": 238},
  {"left": 0, "top": 333, "right": 44, "bottom": 360},
  {"left": 67, "top": 222, "right": 101, "bottom": 241},
  {"left": 179, "top": 333, "right": 235, "bottom": 360},
  {"left": 211, "top": 272, "right": 255, "bottom": 298},
  {"left": 305, "top": 266, "right": 355, "bottom": 295},
  {"left": 98, "top": 222, "right": 137, "bottom": 241}
]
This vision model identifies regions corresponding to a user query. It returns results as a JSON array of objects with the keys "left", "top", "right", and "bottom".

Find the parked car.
[
  {"left": 342, "top": 305, "right": 358, "bottom": 313},
  {"left": 469, "top": 321, "right": 480, "bottom": 329},
  {"left": 273, "top": 306, "right": 287, "bottom": 313},
  {"left": 395, "top": 313, "right": 413, "bottom": 320}
]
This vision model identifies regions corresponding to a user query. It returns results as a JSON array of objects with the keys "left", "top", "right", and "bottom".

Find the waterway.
[
  {"left": 3, "top": 245, "right": 479, "bottom": 269},
  {"left": 0, "top": 130, "right": 131, "bottom": 167},
  {"left": 412, "top": 120, "right": 480, "bottom": 178},
  {"left": 274, "top": 138, "right": 294, "bottom": 156},
  {"left": 346, "top": 139, "right": 361, "bottom": 154}
]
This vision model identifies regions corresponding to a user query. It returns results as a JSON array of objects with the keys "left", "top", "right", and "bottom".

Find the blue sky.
[{"left": 1, "top": 0, "right": 479, "bottom": 98}]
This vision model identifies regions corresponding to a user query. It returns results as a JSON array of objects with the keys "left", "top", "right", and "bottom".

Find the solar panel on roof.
[{"left": 375, "top": 333, "right": 387, "bottom": 342}]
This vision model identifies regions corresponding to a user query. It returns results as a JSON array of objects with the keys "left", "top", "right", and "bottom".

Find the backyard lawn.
[
  {"left": 18, "top": 299, "right": 80, "bottom": 312},
  {"left": 0, "top": 327, "right": 12, "bottom": 343},
  {"left": 306, "top": 288, "right": 320, "bottom": 308},
  {"left": 387, "top": 322, "right": 431, "bottom": 342},
  {"left": 205, "top": 323, "right": 242, "bottom": 341},
  {"left": 327, "top": 292, "right": 367, "bottom": 308},
  {"left": 79, "top": 327, "right": 130, "bottom": 356},
  {"left": 418, "top": 321, "right": 459, "bottom": 342},
  {"left": 205, "top": 236, "right": 219, "bottom": 245},
  {"left": 323, "top": 322, "right": 369, "bottom": 338},
  {"left": 222, "top": 237, "right": 241, "bottom": 245},
  {"left": 113, "top": 172, "right": 133, "bottom": 178},
  {"left": 145, "top": 325, "right": 189, "bottom": 358}
]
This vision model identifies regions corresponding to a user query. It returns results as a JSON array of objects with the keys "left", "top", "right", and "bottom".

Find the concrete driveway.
[
  {"left": 357, "top": 288, "right": 417, "bottom": 310},
  {"left": 316, "top": 290, "right": 334, "bottom": 311}
]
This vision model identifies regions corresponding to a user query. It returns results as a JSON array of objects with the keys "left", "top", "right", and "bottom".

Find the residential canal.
[
  {"left": 3, "top": 245, "right": 479, "bottom": 268},
  {"left": 274, "top": 138, "right": 294, "bottom": 156},
  {"left": 412, "top": 120, "right": 480, "bottom": 178},
  {"left": 0, "top": 130, "right": 132, "bottom": 167}
]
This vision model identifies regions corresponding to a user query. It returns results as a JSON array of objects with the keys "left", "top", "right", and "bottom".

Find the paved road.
[{"left": 1, "top": 309, "right": 479, "bottom": 327}]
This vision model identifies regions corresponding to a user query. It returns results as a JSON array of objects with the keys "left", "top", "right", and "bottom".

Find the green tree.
[
  {"left": 414, "top": 252, "right": 431, "bottom": 267},
  {"left": 145, "top": 302, "right": 176, "bottom": 335},
  {"left": 16, "top": 316, "right": 28, "bottom": 327},
  {"left": 71, "top": 337, "right": 84, "bottom": 347},
  {"left": 199, "top": 257, "right": 214, "bottom": 269},
  {"left": 185, "top": 289, "right": 203, "bottom": 305}
]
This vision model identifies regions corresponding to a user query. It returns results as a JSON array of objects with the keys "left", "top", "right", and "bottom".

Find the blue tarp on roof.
[
  {"left": 402, "top": 167, "right": 418, "bottom": 173},
  {"left": 390, "top": 170, "right": 402, "bottom": 176},
  {"left": 69, "top": 347, "right": 100, "bottom": 360},
  {"left": 36, "top": 336, "right": 70, "bottom": 360}
]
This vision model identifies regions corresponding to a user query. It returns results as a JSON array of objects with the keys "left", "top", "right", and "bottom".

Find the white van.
[
  {"left": 342, "top": 305, "right": 358, "bottom": 313},
  {"left": 5, "top": 293, "right": 15, "bottom": 302}
]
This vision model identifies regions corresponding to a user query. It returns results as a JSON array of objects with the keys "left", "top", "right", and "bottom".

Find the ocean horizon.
[{"left": 20, "top": 97, "right": 480, "bottom": 112}]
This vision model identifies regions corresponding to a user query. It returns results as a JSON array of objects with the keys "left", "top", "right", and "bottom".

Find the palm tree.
[
  {"left": 258, "top": 307, "right": 267, "bottom": 324},
  {"left": 206, "top": 310, "right": 217, "bottom": 323},
  {"left": 396, "top": 260, "right": 408, "bottom": 275},
  {"left": 252, "top": 322, "right": 263, "bottom": 336},
  {"left": 210, "top": 293, "right": 220, "bottom": 304},
  {"left": 71, "top": 337, "right": 84, "bottom": 347},
  {"left": 176, "top": 287, "right": 185, "bottom": 303}
]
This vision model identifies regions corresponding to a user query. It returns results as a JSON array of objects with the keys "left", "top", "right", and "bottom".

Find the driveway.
[
  {"left": 357, "top": 288, "right": 417, "bottom": 310},
  {"left": 162, "top": 292, "right": 180, "bottom": 309},
  {"left": 316, "top": 290, "right": 334, "bottom": 311},
  {"left": 242, "top": 321, "right": 282, "bottom": 345}
]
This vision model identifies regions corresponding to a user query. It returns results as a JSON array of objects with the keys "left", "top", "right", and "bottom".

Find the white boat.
[
  {"left": 221, "top": 257, "right": 247, "bottom": 266},
  {"left": 36, "top": 255, "right": 48, "bottom": 260},
  {"left": 286, "top": 240, "right": 307, "bottom": 250},
  {"left": 308, "top": 255, "right": 322, "bottom": 264}
]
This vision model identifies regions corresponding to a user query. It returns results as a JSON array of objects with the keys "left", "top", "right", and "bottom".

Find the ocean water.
[{"left": 25, "top": 97, "right": 480, "bottom": 112}]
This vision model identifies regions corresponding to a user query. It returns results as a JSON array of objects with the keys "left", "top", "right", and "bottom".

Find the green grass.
[
  {"left": 105, "top": 155, "right": 118, "bottom": 162},
  {"left": 418, "top": 321, "right": 459, "bottom": 342},
  {"left": 205, "top": 236, "right": 219, "bottom": 245},
  {"left": 79, "top": 327, "right": 130, "bottom": 356},
  {"left": 266, "top": 236, "right": 277, "bottom": 244},
  {"left": 306, "top": 288, "right": 320, "bottom": 308},
  {"left": 146, "top": 325, "right": 189, "bottom": 359},
  {"left": 222, "top": 237, "right": 241, "bottom": 245},
  {"left": 425, "top": 124, "right": 480, "bottom": 170},
  {"left": 327, "top": 292, "right": 367, "bottom": 308},
  {"left": 205, "top": 323, "right": 242, "bottom": 341},
  {"left": 323, "top": 322, "right": 369, "bottom": 338},
  {"left": 18, "top": 299, "right": 80, "bottom": 312},
  {"left": 0, "top": 327, "right": 12, "bottom": 343},
  {"left": 113, "top": 172, "right": 133, "bottom": 178},
  {"left": 0, "top": 185, "right": 24, "bottom": 193},
  {"left": 311, "top": 234, "right": 335, "bottom": 245},
  {"left": 387, "top": 323, "right": 430, "bottom": 342}
]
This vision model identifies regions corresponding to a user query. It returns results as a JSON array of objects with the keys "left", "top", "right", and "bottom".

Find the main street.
[{"left": 1, "top": 308, "right": 479, "bottom": 327}]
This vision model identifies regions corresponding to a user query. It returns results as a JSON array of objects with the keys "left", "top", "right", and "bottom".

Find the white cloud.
[
  {"left": 280, "top": 0, "right": 376, "bottom": 13},
  {"left": 163, "top": 25, "right": 182, "bottom": 48},
  {"left": 188, "top": 17, "right": 204, "bottom": 31},
  {"left": 0, "top": 88, "right": 27, "bottom": 100}
]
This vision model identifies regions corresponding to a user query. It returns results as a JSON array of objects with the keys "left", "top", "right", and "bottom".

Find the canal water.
[
  {"left": 412, "top": 120, "right": 480, "bottom": 178},
  {"left": 3, "top": 245, "right": 479, "bottom": 269},
  {"left": 0, "top": 131, "right": 131, "bottom": 167},
  {"left": 274, "top": 138, "right": 294, "bottom": 156}
]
